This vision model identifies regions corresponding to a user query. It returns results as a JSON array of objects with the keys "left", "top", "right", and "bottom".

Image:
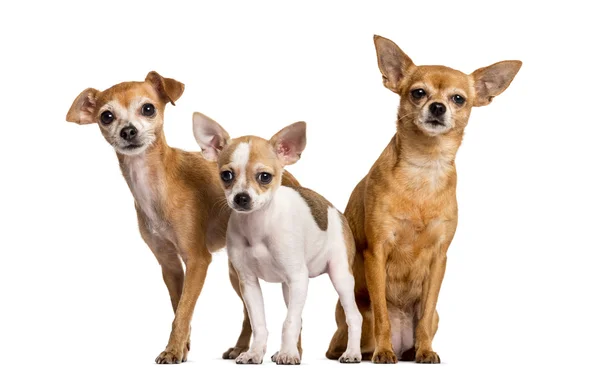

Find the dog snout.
[
  {"left": 429, "top": 102, "right": 446, "bottom": 117},
  {"left": 233, "top": 192, "right": 251, "bottom": 210},
  {"left": 120, "top": 125, "right": 138, "bottom": 141}
]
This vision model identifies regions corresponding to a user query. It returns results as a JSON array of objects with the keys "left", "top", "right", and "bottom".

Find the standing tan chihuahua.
[
  {"left": 65, "top": 72, "right": 299, "bottom": 363},
  {"left": 326, "top": 36, "right": 521, "bottom": 364}
]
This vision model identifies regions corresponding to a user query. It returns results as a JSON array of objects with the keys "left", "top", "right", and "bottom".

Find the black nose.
[
  {"left": 233, "top": 193, "right": 251, "bottom": 210},
  {"left": 120, "top": 125, "right": 138, "bottom": 141},
  {"left": 429, "top": 102, "right": 446, "bottom": 117}
]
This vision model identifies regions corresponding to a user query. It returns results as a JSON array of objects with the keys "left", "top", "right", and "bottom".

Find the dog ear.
[
  {"left": 66, "top": 88, "right": 100, "bottom": 125},
  {"left": 373, "top": 35, "right": 414, "bottom": 94},
  {"left": 145, "top": 71, "right": 185, "bottom": 105},
  {"left": 470, "top": 60, "right": 522, "bottom": 107},
  {"left": 270, "top": 121, "right": 306, "bottom": 166},
  {"left": 192, "top": 112, "right": 230, "bottom": 161}
]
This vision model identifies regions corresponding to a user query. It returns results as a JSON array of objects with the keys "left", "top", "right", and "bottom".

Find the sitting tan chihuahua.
[
  {"left": 65, "top": 72, "right": 299, "bottom": 363},
  {"left": 326, "top": 36, "right": 521, "bottom": 364}
]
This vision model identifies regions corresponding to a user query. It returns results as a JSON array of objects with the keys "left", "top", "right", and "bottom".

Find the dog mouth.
[
  {"left": 424, "top": 119, "right": 446, "bottom": 127},
  {"left": 123, "top": 144, "right": 144, "bottom": 150}
]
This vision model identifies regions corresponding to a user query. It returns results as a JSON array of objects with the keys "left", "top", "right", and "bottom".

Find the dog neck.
[
  {"left": 394, "top": 115, "right": 464, "bottom": 190},
  {"left": 117, "top": 131, "right": 171, "bottom": 223}
]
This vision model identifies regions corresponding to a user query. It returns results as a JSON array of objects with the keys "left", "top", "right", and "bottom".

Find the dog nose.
[
  {"left": 429, "top": 102, "right": 446, "bottom": 117},
  {"left": 120, "top": 125, "right": 138, "bottom": 141},
  {"left": 233, "top": 193, "right": 251, "bottom": 210}
]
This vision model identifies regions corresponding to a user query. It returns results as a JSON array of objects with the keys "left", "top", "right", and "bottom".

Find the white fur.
[{"left": 227, "top": 186, "right": 362, "bottom": 364}]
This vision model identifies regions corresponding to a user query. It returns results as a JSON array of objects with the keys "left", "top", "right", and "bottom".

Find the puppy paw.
[
  {"left": 339, "top": 350, "right": 361, "bottom": 363},
  {"left": 415, "top": 349, "right": 440, "bottom": 364},
  {"left": 223, "top": 346, "right": 249, "bottom": 359},
  {"left": 235, "top": 350, "right": 264, "bottom": 364},
  {"left": 372, "top": 348, "right": 398, "bottom": 364},
  {"left": 273, "top": 349, "right": 301, "bottom": 365},
  {"left": 155, "top": 349, "right": 185, "bottom": 364}
]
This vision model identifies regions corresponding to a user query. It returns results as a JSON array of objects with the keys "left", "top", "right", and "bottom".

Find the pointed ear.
[
  {"left": 269, "top": 122, "right": 306, "bottom": 166},
  {"left": 470, "top": 60, "right": 522, "bottom": 107},
  {"left": 145, "top": 71, "right": 185, "bottom": 105},
  {"left": 192, "top": 112, "right": 230, "bottom": 161},
  {"left": 373, "top": 35, "right": 414, "bottom": 94},
  {"left": 66, "top": 88, "right": 100, "bottom": 125}
]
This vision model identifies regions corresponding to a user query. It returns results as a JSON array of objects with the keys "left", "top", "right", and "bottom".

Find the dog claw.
[
  {"left": 223, "top": 346, "right": 249, "bottom": 359},
  {"left": 235, "top": 350, "right": 264, "bottom": 364},
  {"left": 339, "top": 350, "right": 362, "bottom": 363},
  {"left": 415, "top": 349, "right": 440, "bottom": 364},
  {"left": 273, "top": 350, "right": 301, "bottom": 365},
  {"left": 155, "top": 350, "right": 185, "bottom": 364},
  {"left": 372, "top": 348, "right": 398, "bottom": 364}
]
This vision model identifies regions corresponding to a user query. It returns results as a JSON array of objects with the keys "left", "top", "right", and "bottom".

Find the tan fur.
[
  {"left": 326, "top": 36, "right": 521, "bottom": 364},
  {"left": 66, "top": 73, "right": 300, "bottom": 363}
]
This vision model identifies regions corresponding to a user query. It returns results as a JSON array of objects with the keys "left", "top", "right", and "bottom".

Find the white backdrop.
[{"left": 1, "top": 1, "right": 599, "bottom": 376}]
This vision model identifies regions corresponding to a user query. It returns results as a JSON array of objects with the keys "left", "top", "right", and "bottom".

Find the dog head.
[
  {"left": 373, "top": 35, "right": 521, "bottom": 137},
  {"left": 192, "top": 112, "right": 306, "bottom": 213},
  {"left": 66, "top": 72, "right": 184, "bottom": 155}
]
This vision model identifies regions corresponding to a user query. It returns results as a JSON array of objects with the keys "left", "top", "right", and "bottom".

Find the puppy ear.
[
  {"left": 470, "top": 60, "right": 522, "bottom": 107},
  {"left": 145, "top": 71, "right": 185, "bottom": 105},
  {"left": 373, "top": 35, "right": 414, "bottom": 94},
  {"left": 269, "top": 122, "right": 306, "bottom": 166},
  {"left": 66, "top": 88, "right": 100, "bottom": 125},
  {"left": 192, "top": 112, "right": 230, "bottom": 161}
]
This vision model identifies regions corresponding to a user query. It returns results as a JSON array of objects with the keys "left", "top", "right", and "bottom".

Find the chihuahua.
[
  {"left": 65, "top": 72, "right": 299, "bottom": 364},
  {"left": 326, "top": 36, "right": 521, "bottom": 364},
  {"left": 193, "top": 113, "right": 363, "bottom": 365}
]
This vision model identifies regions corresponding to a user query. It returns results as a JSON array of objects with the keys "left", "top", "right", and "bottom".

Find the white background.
[{"left": 1, "top": 1, "right": 599, "bottom": 376}]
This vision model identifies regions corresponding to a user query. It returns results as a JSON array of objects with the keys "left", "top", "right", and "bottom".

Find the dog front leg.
[
  {"left": 222, "top": 261, "right": 252, "bottom": 359},
  {"left": 155, "top": 248, "right": 212, "bottom": 364},
  {"left": 273, "top": 275, "right": 308, "bottom": 365},
  {"left": 415, "top": 247, "right": 447, "bottom": 364},
  {"left": 235, "top": 276, "right": 268, "bottom": 364},
  {"left": 364, "top": 244, "right": 397, "bottom": 363}
]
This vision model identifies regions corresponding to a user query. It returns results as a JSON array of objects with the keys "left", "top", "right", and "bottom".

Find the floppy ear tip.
[{"left": 145, "top": 71, "right": 160, "bottom": 81}]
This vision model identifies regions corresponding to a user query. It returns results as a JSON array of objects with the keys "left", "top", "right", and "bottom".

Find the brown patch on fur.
[{"left": 290, "top": 187, "right": 332, "bottom": 231}]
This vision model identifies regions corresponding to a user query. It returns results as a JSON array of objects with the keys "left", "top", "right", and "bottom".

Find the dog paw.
[
  {"left": 155, "top": 349, "right": 185, "bottom": 364},
  {"left": 415, "top": 349, "right": 440, "bottom": 364},
  {"left": 273, "top": 350, "right": 301, "bottom": 365},
  {"left": 372, "top": 348, "right": 398, "bottom": 364},
  {"left": 339, "top": 350, "right": 361, "bottom": 363},
  {"left": 235, "top": 350, "right": 264, "bottom": 364},
  {"left": 223, "top": 346, "right": 249, "bottom": 359}
]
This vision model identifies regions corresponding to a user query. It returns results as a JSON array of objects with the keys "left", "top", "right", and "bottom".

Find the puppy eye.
[
  {"left": 221, "top": 170, "right": 234, "bottom": 183},
  {"left": 411, "top": 88, "right": 427, "bottom": 100},
  {"left": 141, "top": 103, "right": 156, "bottom": 117},
  {"left": 257, "top": 172, "right": 272, "bottom": 184},
  {"left": 100, "top": 111, "right": 114, "bottom": 125},
  {"left": 452, "top": 95, "right": 466, "bottom": 105}
]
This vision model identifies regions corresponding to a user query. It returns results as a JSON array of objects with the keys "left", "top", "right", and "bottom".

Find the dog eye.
[
  {"left": 141, "top": 103, "right": 156, "bottom": 117},
  {"left": 411, "top": 89, "right": 427, "bottom": 100},
  {"left": 100, "top": 111, "right": 114, "bottom": 125},
  {"left": 220, "top": 170, "right": 234, "bottom": 183},
  {"left": 257, "top": 172, "right": 272, "bottom": 184},
  {"left": 452, "top": 94, "right": 466, "bottom": 105}
]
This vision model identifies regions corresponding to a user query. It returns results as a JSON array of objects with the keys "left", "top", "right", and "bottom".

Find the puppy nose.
[
  {"left": 120, "top": 125, "right": 138, "bottom": 141},
  {"left": 429, "top": 102, "right": 446, "bottom": 117},
  {"left": 233, "top": 193, "right": 251, "bottom": 209}
]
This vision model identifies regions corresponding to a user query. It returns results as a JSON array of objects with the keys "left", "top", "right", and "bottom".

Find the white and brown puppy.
[{"left": 193, "top": 113, "right": 362, "bottom": 365}]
